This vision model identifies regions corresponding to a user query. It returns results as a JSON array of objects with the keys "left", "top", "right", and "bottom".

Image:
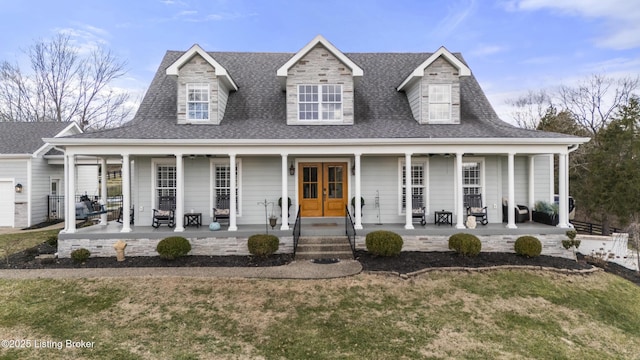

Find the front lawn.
[
  {"left": 0, "top": 229, "right": 60, "bottom": 260},
  {"left": 0, "top": 271, "right": 639, "bottom": 359}
]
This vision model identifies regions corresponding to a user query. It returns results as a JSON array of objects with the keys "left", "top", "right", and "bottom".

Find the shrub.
[
  {"left": 365, "top": 230, "right": 403, "bottom": 256},
  {"left": 514, "top": 236, "right": 542, "bottom": 257},
  {"left": 156, "top": 236, "right": 191, "bottom": 260},
  {"left": 565, "top": 230, "right": 577, "bottom": 240},
  {"left": 448, "top": 233, "right": 481, "bottom": 257},
  {"left": 46, "top": 235, "right": 58, "bottom": 246},
  {"left": 248, "top": 234, "right": 279, "bottom": 257},
  {"left": 71, "top": 248, "right": 91, "bottom": 263}
]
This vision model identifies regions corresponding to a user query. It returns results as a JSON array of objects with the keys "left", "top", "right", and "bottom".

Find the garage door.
[{"left": 0, "top": 181, "right": 15, "bottom": 227}]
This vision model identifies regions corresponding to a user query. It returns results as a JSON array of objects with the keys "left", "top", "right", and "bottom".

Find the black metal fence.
[
  {"left": 571, "top": 220, "right": 622, "bottom": 236},
  {"left": 47, "top": 195, "right": 123, "bottom": 221}
]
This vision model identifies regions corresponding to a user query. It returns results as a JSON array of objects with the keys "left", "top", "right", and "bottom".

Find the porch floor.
[{"left": 61, "top": 218, "right": 568, "bottom": 240}]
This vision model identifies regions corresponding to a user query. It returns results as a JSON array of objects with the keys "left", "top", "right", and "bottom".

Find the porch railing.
[
  {"left": 571, "top": 220, "right": 622, "bottom": 236},
  {"left": 345, "top": 206, "right": 356, "bottom": 259},
  {"left": 292, "top": 206, "right": 301, "bottom": 257},
  {"left": 47, "top": 195, "right": 123, "bottom": 221}
]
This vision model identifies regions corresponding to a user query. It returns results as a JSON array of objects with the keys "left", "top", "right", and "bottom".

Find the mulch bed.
[{"left": 2, "top": 242, "right": 639, "bottom": 286}]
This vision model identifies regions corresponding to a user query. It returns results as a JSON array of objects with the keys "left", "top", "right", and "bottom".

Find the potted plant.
[{"left": 532, "top": 201, "right": 559, "bottom": 226}]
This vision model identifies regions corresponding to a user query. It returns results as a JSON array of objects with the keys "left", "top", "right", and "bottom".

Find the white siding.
[
  {"left": 218, "top": 81, "right": 229, "bottom": 122},
  {"left": 405, "top": 81, "right": 421, "bottom": 122},
  {"left": 429, "top": 156, "right": 455, "bottom": 222},
  {"left": 483, "top": 156, "right": 501, "bottom": 223},
  {"left": 361, "top": 156, "right": 403, "bottom": 224},
  {"left": 0, "top": 180, "right": 15, "bottom": 227},
  {"left": 239, "top": 157, "right": 282, "bottom": 224},
  {"left": 534, "top": 155, "right": 553, "bottom": 202},
  {"left": 31, "top": 159, "right": 64, "bottom": 225},
  {"left": 133, "top": 157, "right": 153, "bottom": 226}
]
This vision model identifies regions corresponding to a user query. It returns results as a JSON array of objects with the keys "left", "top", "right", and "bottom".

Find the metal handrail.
[
  {"left": 345, "top": 206, "right": 356, "bottom": 259},
  {"left": 292, "top": 206, "right": 301, "bottom": 257}
]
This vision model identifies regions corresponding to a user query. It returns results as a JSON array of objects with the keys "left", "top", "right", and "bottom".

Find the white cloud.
[
  {"left": 433, "top": 0, "right": 477, "bottom": 38},
  {"left": 55, "top": 24, "right": 111, "bottom": 55},
  {"left": 510, "top": 0, "right": 640, "bottom": 49},
  {"left": 470, "top": 45, "right": 506, "bottom": 57}
]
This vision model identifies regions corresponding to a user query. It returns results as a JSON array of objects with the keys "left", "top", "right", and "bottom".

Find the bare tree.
[
  {"left": 507, "top": 89, "right": 552, "bottom": 129},
  {"left": 0, "top": 33, "right": 131, "bottom": 130},
  {"left": 556, "top": 74, "right": 639, "bottom": 136}
]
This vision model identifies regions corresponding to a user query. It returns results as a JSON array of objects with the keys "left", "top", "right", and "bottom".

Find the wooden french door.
[{"left": 298, "top": 162, "right": 348, "bottom": 217}]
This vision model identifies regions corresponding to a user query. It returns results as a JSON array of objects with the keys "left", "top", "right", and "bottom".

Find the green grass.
[
  {"left": 0, "top": 271, "right": 638, "bottom": 359},
  {"left": 0, "top": 229, "right": 60, "bottom": 259}
]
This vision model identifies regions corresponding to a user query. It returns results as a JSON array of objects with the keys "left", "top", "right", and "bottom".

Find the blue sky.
[{"left": 1, "top": 0, "right": 639, "bottom": 124}]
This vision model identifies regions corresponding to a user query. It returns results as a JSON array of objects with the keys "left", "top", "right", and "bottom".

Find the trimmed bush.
[
  {"left": 365, "top": 230, "right": 403, "bottom": 256},
  {"left": 71, "top": 248, "right": 91, "bottom": 263},
  {"left": 156, "top": 236, "right": 191, "bottom": 260},
  {"left": 248, "top": 234, "right": 279, "bottom": 257},
  {"left": 448, "top": 233, "right": 481, "bottom": 257},
  {"left": 514, "top": 236, "right": 542, "bottom": 257},
  {"left": 46, "top": 235, "right": 58, "bottom": 247}
]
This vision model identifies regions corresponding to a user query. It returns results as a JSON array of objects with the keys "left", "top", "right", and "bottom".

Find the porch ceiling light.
[
  {"left": 289, "top": 163, "right": 295, "bottom": 176},
  {"left": 15, "top": 183, "right": 23, "bottom": 193}
]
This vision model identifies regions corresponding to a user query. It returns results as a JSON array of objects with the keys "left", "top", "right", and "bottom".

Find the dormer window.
[
  {"left": 187, "top": 83, "right": 210, "bottom": 121},
  {"left": 298, "top": 84, "right": 343, "bottom": 121},
  {"left": 428, "top": 84, "right": 451, "bottom": 122}
]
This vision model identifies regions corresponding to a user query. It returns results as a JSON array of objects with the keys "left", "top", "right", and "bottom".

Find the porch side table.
[
  {"left": 434, "top": 210, "right": 453, "bottom": 226},
  {"left": 184, "top": 213, "right": 202, "bottom": 228}
]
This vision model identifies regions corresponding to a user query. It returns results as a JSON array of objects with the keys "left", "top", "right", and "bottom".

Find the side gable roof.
[
  {"left": 276, "top": 35, "right": 364, "bottom": 79},
  {"left": 0, "top": 122, "right": 80, "bottom": 155},
  {"left": 166, "top": 44, "right": 238, "bottom": 91},
  {"left": 397, "top": 46, "right": 471, "bottom": 91}
]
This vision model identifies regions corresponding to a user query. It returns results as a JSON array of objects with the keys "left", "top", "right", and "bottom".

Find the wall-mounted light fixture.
[
  {"left": 15, "top": 183, "right": 23, "bottom": 193},
  {"left": 289, "top": 163, "right": 295, "bottom": 176},
  {"left": 351, "top": 164, "right": 356, "bottom": 176}
]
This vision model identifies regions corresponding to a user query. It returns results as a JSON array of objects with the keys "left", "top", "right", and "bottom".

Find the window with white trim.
[
  {"left": 399, "top": 160, "right": 427, "bottom": 213},
  {"left": 463, "top": 161, "right": 481, "bottom": 195},
  {"left": 156, "top": 164, "right": 176, "bottom": 199},
  {"left": 187, "top": 83, "right": 209, "bottom": 120},
  {"left": 211, "top": 160, "right": 241, "bottom": 215},
  {"left": 298, "top": 84, "right": 342, "bottom": 121},
  {"left": 428, "top": 84, "right": 451, "bottom": 122}
]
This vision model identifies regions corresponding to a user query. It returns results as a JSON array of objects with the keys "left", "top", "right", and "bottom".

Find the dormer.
[
  {"left": 277, "top": 35, "right": 363, "bottom": 125},
  {"left": 397, "top": 46, "right": 471, "bottom": 124},
  {"left": 166, "top": 44, "right": 238, "bottom": 125}
]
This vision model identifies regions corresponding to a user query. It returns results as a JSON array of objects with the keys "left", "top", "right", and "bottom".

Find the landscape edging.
[{"left": 364, "top": 264, "right": 602, "bottom": 279}]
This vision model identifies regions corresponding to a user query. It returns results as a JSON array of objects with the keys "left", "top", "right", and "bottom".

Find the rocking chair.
[
  {"left": 213, "top": 194, "right": 230, "bottom": 224},
  {"left": 464, "top": 194, "right": 488, "bottom": 225},
  {"left": 412, "top": 194, "right": 427, "bottom": 226},
  {"left": 152, "top": 196, "right": 176, "bottom": 228}
]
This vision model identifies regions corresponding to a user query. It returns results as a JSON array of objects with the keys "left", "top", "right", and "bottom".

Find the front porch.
[{"left": 58, "top": 219, "right": 574, "bottom": 259}]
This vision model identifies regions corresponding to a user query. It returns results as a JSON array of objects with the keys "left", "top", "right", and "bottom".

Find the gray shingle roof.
[
  {"left": 70, "top": 50, "right": 576, "bottom": 141},
  {"left": 0, "top": 122, "right": 72, "bottom": 154}
]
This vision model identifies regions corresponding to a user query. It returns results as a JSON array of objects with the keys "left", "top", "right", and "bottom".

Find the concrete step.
[{"left": 295, "top": 236, "right": 354, "bottom": 260}]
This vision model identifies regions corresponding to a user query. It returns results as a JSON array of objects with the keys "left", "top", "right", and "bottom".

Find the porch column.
[
  {"left": 354, "top": 153, "right": 363, "bottom": 230},
  {"left": 404, "top": 153, "right": 414, "bottom": 230},
  {"left": 62, "top": 154, "right": 69, "bottom": 233},
  {"left": 229, "top": 153, "right": 238, "bottom": 231},
  {"left": 121, "top": 154, "right": 132, "bottom": 232},
  {"left": 528, "top": 155, "right": 535, "bottom": 219},
  {"left": 455, "top": 152, "right": 465, "bottom": 229},
  {"left": 66, "top": 154, "right": 76, "bottom": 233},
  {"left": 506, "top": 152, "right": 517, "bottom": 229},
  {"left": 99, "top": 157, "right": 108, "bottom": 226},
  {"left": 557, "top": 152, "right": 569, "bottom": 228},
  {"left": 174, "top": 153, "right": 185, "bottom": 232},
  {"left": 280, "top": 153, "right": 290, "bottom": 231}
]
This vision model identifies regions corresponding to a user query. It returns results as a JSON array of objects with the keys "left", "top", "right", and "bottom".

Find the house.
[
  {"left": 0, "top": 121, "right": 90, "bottom": 228},
  {"left": 48, "top": 36, "right": 589, "bottom": 257}
]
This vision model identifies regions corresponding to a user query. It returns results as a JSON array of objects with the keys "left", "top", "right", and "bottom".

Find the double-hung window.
[
  {"left": 428, "top": 84, "right": 451, "bottom": 122},
  {"left": 155, "top": 163, "right": 176, "bottom": 199},
  {"left": 462, "top": 161, "right": 482, "bottom": 195},
  {"left": 298, "top": 84, "right": 342, "bottom": 121},
  {"left": 211, "top": 160, "right": 241, "bottom": 215},
  {"left": 187, "top": 83, "right": 209, "bottom": 120},
  {"left": 400, "top": 160, "right": 427, "bottom": 213}
]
